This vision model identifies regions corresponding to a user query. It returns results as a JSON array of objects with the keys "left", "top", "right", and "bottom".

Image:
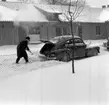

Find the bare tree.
[
  {"left": 67, "top": 0, "right": 85, "bottom": 73},
  {"left": 41, "top": 0, "right": 68, "bottom": 5},
  {"left": 43, "top": 0, "right": 85, "bottom": 73}
]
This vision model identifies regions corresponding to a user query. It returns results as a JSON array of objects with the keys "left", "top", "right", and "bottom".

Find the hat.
[{"left": 25, "top": 36, "right": 30, "bottom": 41}]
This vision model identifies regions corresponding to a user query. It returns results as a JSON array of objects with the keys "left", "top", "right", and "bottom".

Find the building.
[
  {"left": 0, "top": 1, "right": 60, "bottom": 45},
  {"left": 36, "top": 4, "right": 106, "bottom": 40},
  {"left": 100, "top": 5, "right": 109, "bottom": 39},
  {"left": 0, "top": 1, "right": 108, "bottom": 45}
]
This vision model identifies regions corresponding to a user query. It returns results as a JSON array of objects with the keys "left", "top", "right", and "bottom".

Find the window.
[
  {"left": 68, "top": 38, "right": 85, "bottom": 46},
  {"left": 78, "top": 26, "right": 82, "bottom": 38},
  {"left": 74, "top": 38, "right": 83, "bottom": 43},
  {"left": 29, "top": 27, "right": 40, "bottom": 34},
  {"left": 96, "top": 26, "right": 100, "bottom": 35},
  {"left": 56, "top": 27, "right": 61, "bottom": 36},
  {"left": 62, "top": 27, "right": 67, "bottom": 35}
]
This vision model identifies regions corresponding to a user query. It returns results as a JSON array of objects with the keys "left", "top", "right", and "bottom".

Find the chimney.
[{"left": 102, "top": 5, "right": 106, "bottom": 9}]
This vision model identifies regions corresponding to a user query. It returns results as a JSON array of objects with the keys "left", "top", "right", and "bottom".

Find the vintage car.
[{"left": 40, "top": 35, "right": 100, "bottom": 62}]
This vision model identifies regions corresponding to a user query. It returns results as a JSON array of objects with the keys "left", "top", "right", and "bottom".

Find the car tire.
[
  {"left": 63, "top": 51, "right": 71, "bottom": 62},
  {"left": 93, "top": 49, "right": 98, "bottom": 56},
  {"left": 57, "top": 50, "right": 71, "bottom": 62}
]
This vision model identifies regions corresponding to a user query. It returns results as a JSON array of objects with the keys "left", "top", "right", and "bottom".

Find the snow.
[
  {"left": 0, "top": 40, "right": 108, "bottom": 105},
  {"left": 14, "top": 4, "right": 48, "bottom": 22},
  {"left": 99, "top": 9, "right": 109, "bottom": 22},
  {"left": 0, "top": 3, "right": 48, "bottom": 22},
  {"left": 0, "top": 5, "right": 18, "bottom": 21}
]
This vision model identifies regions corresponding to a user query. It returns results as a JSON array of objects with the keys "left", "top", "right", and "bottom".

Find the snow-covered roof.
[
  {"left": 0, "top": 1, "right": 104, "bottom": 23},
  {"left": 34, "top": 4, "right": 62, "bottom": 14},
  {"left": 0, "top": 1, "right": 49, "bottom": 22},
  {"left": 77, "top": 7, "right": 103, "bottom": 23},
  {"left": 34, "top": 4, "right": 103, "bottom": 23},
  {"left": 99, "top": 8, "right": 109, "bottom": 22},
  {"left": 0, "top": 5, "right": 18, "bottom": 21},
  {"left": 0, "top": 1, "right": 25, "bottom": 10},
  {"left": 58, "top": 6, "right": 103, "bottom": 23},
  {"left": 15, "top": 4, "right": 48, "bottom": 22}
]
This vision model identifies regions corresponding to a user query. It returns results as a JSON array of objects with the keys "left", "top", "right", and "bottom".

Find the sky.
[{"left": 1, "top": 0, "right": 109, "bottom": 7}]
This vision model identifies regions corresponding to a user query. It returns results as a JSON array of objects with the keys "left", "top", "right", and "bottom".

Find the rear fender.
[
  {"left": 85, "top": 47, "right": 100, "bottom": 56},
  {"left": 86, "top": 46, "right": 100, "bottom": 52}
]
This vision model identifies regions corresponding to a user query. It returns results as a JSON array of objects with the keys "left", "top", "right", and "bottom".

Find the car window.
[
  {"left": 65, "top": 38, "right": 85, "bottom": 45},
  {"left": 74, "top": 38, "right": 85, "bottom": 46},
  {"left": 74, "top": 38, "right": 83, "bottom": 43}
]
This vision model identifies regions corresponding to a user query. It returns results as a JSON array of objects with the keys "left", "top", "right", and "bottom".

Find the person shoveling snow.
[{"left": 16, "top": 36, "right": 33, "bottom": 64}]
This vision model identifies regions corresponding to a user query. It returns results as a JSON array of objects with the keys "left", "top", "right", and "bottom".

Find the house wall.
[
  {"left": 18, "top": 26, "right": 27, "bottom": 42},
  {"left": 49, "top": 22, "right": 106, "bottom": 40},
  {"left": 73, "top": 22, "right": 106, "bottom": 40},
  {"left": 96, "top": 23, "right": 106, "bottom": 39},
  {"left": 0, "top": 21, "right": 105, "bottom": 46},
  {"left": 0, "top": 21, "right": 19, "bottom": 45},
  {"left": 105, "top": 22, "right": 109, "bottom": 38},
  {"left": 51, "top": 22, "right": 71, "bottom": 37},
  {"left": 40, "top": 23, "right": 56, "bottom": 41},
  {"left": 40, "top": 25, "right": 48, "bottom": 40},
  {"left": 17, "top": 22, "right": 108, "bottom": 43},
  {"left": 82, "top": 23, "right": 95, "bottom": 39},
  {"left": 47, "top": 26, "right": 56, "bottom": 40}
]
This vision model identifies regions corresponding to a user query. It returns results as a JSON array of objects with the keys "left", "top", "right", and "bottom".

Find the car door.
[
  {"left": 74, "top": 38, "right": 86, "bottom": 58},
  {"left": 64, "top": 38, "right": 86, "bottom": 58}
]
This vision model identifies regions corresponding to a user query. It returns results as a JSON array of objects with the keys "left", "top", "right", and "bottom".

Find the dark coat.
[{"left": 17, "top": 40, "right": 30, "bottom": 56}]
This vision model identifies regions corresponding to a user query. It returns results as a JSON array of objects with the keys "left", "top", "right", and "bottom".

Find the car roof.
[
  {"left": 50, "top": 35, "right": 81, "bottom": 43},
  {"left": 53, "top": 35, "right": 80, "bottom": 39},
  {"left": 55, "top": 35, "right": 82, "bottom": 48}
]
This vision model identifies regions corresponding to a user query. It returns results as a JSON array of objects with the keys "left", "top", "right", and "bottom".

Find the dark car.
[{"left": 40, "top": 35, "right": 100, "bottom": 62}]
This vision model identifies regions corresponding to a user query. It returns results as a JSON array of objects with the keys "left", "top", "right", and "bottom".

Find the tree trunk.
[{"left": 70, "top": 20, "right": 75, "bottom": 73}]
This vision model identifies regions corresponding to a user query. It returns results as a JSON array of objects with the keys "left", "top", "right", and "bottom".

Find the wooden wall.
[
  {"left": 0, "top": 21, "right": 19, "bottom": 45},
  {"left": 0, "top": 21, "right": 107, "bottom": 46}
]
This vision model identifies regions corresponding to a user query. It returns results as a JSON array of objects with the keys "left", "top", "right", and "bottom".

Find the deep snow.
[{"left": 0, "top": 40, "right": 108, "bottom": 105}]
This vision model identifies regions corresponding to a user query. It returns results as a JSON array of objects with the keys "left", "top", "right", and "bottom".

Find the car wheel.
[
  {"left": 63, "top": 51, "right": 71, "bottom": 62},
  {"left": 57, "top": 50, "right": 71, "bottom": 62},
  {"left": 93, "top": 49, "right": 98, "bottom": 56}
]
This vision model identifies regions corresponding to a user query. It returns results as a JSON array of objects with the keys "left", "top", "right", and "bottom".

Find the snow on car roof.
[
  {"left": 53, "top": 35, "right": 80, "bottom": 39},
  {"left": 50, "top": 35, "right": 81, "bottom": 43}
]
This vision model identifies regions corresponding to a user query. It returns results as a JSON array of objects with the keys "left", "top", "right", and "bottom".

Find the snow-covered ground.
[{"left": 0, "top": 40, "right": 109, "bottom": 105}]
